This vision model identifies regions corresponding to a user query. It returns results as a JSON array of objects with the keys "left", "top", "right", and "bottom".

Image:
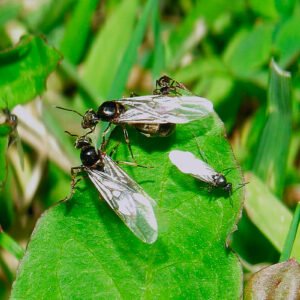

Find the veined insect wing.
[
  {"left": 85, "top": 155, "right": 158, "bottom": 244},
  {"left": 73, "top": 136, "right": 158, "bottom": 244},
  {"left": 169, "top": 150, "right": 233, "bottom": 194}
]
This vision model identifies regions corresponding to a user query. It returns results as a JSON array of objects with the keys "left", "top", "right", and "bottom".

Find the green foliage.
[
  {"left": 108, "top": 0, "right": 158, "bottom": 99},
  {"left": 60, "top": 0, "right": 99, "bottom": 64},
  {"left": 82, "top": 0, "right": 138, "bottom": 101},
  {"left": 253, "top": 60, "right": 291, "bottom": 197},
  {"left": 0, "top": 229, "right": 24, "bottom": 260},
  {"left": 0, "top": 0, "right": 300, "bottom": 297},
  {"left": 11, "top": 115, "right": 244, "bottom": 299},
  {"left": 244, "top": 173, "right": 300, "bottom": 260},
  {"left": 0, "top": 35, "right": 61, "bottom": 109}
]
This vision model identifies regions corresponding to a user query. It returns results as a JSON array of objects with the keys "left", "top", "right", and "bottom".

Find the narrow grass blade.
[
  {"left": 82, "top": 0, "right": 138, "bottom": 101},
  {"left": 0, "top": 227, "right": 24, "bottom": 260},
  {"left": 244, "top": 173, "right": 300, "bottom": 260},
  {"left": 151, "top": 3, "right": 165, "bottom": 80},
  {"left": 252, "top": 59, "right": 291, "bottom": 197},
  {"left": 166, "top": 3, "right": 206, "bottom": 70},
  {"left": 280, "top": 202, "right": 300, "bottom": 262},
  {"left": 59, "top": 60, "right": 99, "bottom": 106},
  {"left": 108, "top": 0, "right": 158, "bottom": 99},
  {"left": 60, "top": 0, "right": 99, "bottom": 64}
]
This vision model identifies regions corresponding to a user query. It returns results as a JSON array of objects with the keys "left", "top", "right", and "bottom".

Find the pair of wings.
[
  {"left": 168, "top": 150, "right": 218, "bottom": 184},
  {"left": 114, "top": 95, "right": 214, "bottom": 124},
  {"left": 86, "top": 154, "right": 158, "bottom": 244}
]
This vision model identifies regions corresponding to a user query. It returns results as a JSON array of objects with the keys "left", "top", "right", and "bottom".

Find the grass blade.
[
  {"left": 252, "top": 59, "right": 292, "bottom": 197},
  {"left": 108, "top": 0, "right": 158, "bottom": 99},
  {"left": 0, "top": 226, "right": 24, "bottom": 260},
  {"left": 60, "top": 0, "right": 99, "bottom": 64},
  {"left": 244, "top": 173, "right": 300, "bottom": 260},
  {"left": 151, "top": 3, "right": 165, "bottom": 80},
  {"left": 82, "top": 0, "right": 138, "bottom": 101},
  {"left": 280, "top": 202, "right": 300, "bottom": 262}
]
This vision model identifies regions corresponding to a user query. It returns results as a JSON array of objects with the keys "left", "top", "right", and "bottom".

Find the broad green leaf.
[
  {"left": 244, "top": 173, "right": 300, "bottom": 260},
  {"left": 0, "top": 35, "right": 61, "bottom": 110},
  {"left": 252, "top": 60, "right": 291, "bottom": 197},
  {"left": 108, "top": 0, "right": 157, "bottom": 99},
  {"left": 223, "top": 25, "right": 273, "bottom": 78},
  {"left": 11, "top": 115, "right": 243, "bottom": 299},
  {"left": 275, "top": 16, "right": 300, "bottom": 67},
  {"left": 82, "top": 0, "right": 138, "bottom": 101},
  {"left": 60, "top": 0, "right": 99, "bottom": 64}
]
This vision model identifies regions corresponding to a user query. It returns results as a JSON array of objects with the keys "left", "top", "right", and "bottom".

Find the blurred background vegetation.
[{"left": 0, "top": 0, "right": 300, "bottom": 298}]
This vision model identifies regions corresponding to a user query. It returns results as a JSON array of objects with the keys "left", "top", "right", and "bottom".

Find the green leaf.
[
  {"left": 275, "top": 16, "right": 300, "bottom": 67},
  {"left": 11, "top": 115, "right": 243, "bottom": 299},
  {"left": 252, "top": 60, "right": 291, "bottom": 197},
  {"left": 249, "top": 0, "right": 278, "bottom": 19},
  {"left": 27, "top": 0, "right": 76, "bottom": 33},
  {"left": 275, "top": 0, "right": 297, "bottom": 17},
  {"left": 0, "top": 35, "right": 61, "bottom": 110},
  {"left": 0, "top": 137, "right": 7, "bottom": 185},
  {"left": 0, "top": 227, "right": 24, "bottom": 260},
  {"left": 60, "top": 0, "right": 99, "bottom": 64},
  {"left": 82, "top": 0, "right": 138, "bottom": 101},
  {"left": 108, "top": 0, "right": 157, "bottom": 99},
  {"left": 0, "top": 2, "right": 21, "bottom": 27},
  {"left": 244, "top": 173, "right": 300, "bottom": 260},
  {"left": 223, "top": 25, "right": 273, "bottom": 78}
]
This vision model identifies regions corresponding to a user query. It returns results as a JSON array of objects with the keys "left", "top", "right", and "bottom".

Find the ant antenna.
[
  {"left": 233, "top": 182, "right": 249, "bottom": 193},
  {"left": 56, "top": 106, "right": 83, "bottom": 118},
  {"left": 64, "top": 130, "right": 78, "bottom": 137}
]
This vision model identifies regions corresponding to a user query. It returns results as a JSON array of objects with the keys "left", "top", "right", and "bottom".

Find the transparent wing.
[
  {"left": 86, "top": 156, "right": 158, "bottom": 244},
  {"left": 169, "top": 150, "right": 217, "bottom": 184},
  {"left": 116, "top": 95, "right": 213, "bottom": 124}
]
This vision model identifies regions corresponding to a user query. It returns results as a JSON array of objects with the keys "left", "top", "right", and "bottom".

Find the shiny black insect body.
[
  {"left": 211, "top": 173, "right": 233, "bottom": 194},
  {"left": 58, "top": 93, "right": 213, "bottom": 160},
  {"left": 69, "top": 135, "right": 158, "bottom": 244}
]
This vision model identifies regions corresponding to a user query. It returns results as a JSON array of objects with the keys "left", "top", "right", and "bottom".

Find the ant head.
[
  {"left": 75, "top": 136, "right": 92, "bottom": 149},
  {"left": 82, "top": 109, "right": 98, "bottom": 129},
  {"left": 223, "top": 182, "right": 233, "bottom": 194}
]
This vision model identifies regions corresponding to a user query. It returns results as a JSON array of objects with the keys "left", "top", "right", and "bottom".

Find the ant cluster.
[{"left": 57, "top": 76, "right": 240, "bottom": 244}]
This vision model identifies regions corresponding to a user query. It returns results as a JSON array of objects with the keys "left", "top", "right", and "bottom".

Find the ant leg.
[
  {"left": 115, "top": 160, "right": 153, "bottom": 169},
  {"left": 100, "top": 123, "right": 112, "bottom": 152},
  {"left": 109, "top": 141, "right": 121, "bottom": 157},
  {"left": 62, "top": 166, "right": 83, "bottom": 202},
  {"left": 83, "top": 126, "right": 96, "bottom": 137},
  {"left": 122, "top": 125, "right": 135, "bottom": 162},
  {"left": 65, "top": 131, "right": 78, "bottom": 138}
]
